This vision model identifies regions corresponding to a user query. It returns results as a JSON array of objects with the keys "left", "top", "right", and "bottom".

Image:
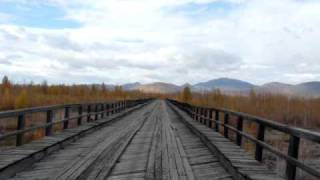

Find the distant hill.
[
  {"left": 136, "top": 82, "right": 182, "bottom": 94},
  {"left": 102, "top": 78, "right": 320, "bottom": 97},
  {"left": 256, "top": 82, "right": 295, "bottom": 95},
  {"left": 122, "top": 82, "right": 141, "bottom": 90},
  {"left": 254, "top": 81, "right": 320, "bottom": 97},
  {"left": 295, "top": 82, "right": 320, "bottom": 97},
  {"left": 193, "top": 78, "right": 255, "bottom": 92}
]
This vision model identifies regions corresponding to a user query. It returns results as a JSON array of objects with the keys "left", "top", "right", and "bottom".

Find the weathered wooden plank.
[
  {"left": 166, "top": 101, "right": 232, "bottom": 180},
  {"left": 169, "top": 101, "right": 285, "bottom": 180},
  {"left": 145, "top": 111, "right": 161, "bottom": 179},
  {"left": 2, "top": 102, "right": 152, "bottom": 180},
  {"left": 108, "top": 102, "right": 160, "bottom": 180}
]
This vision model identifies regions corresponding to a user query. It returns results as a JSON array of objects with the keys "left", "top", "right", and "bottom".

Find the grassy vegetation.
[
  {"left": 0, "top": 76, "right": 149, "bottom": 111},
  {"left": 176, "top": 88, "right": 320, "bottom": 129}
]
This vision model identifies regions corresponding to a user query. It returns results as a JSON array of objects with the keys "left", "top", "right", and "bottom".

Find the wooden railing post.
[
  {"left": 116, "top": 102, "right": 119, "bottom": 113},
  {"left": 46, "top": 110, "right": 53, "bottom": 136},
  {"left": 16, "top": 114, "right": 25, "bottom": 146},
  {"left": 286, "top": 135, "right": 300, "bottom": 180},
  {"left": 94, "top": 104, "right": 98, "bottom": 121},
  {"left": 203, "top": 108, "right": 206, "bottom": 124},
  {"left": 121, "top": 101, "right": 124, "bottom": 111},
  {"left": 196, "top": 108, "right": 200, "bottom": 122},
  {"left": 224, "top": 113, "right": 229, "bottom": 138},
  {"left": 215, "top": 110, "right": 219, "bottom": 132},
  {"left": 101, "top": 104, "right": 104, "bottom": 118},
  {"left": 202, "top": 108, "right": 205, "bottom": 124},
  {"left": 208, "top": 109, "right": 213, "bottom": 128},
  {"left": 63, "top": 107, "right": 70, "bottom": 129},
  {"left": 77, "top": 105, "right": 83, "bottom": 126},
  {"left": 255, "top": 124, "right": 265, "bottom": 161},
  {"left": 106, "top": 104, "right": 109, "bottom": 116},
  {"left": 112, "top": 103, "right": 115, "bottom": 114},
  {"left": 192, "top": 107, "right": 195, "bottom": 120},
  {"left": 236, "top": 116, "right": 243, "bottom": 146},
  {"left": 87, "top": 105, "right": 91, "bottom": 122},
  {"left": 78, "top": 105, "right": 83, "bottom": 126},
  {"left": 200, "top": 108, "right": 203, "bottom": 124},
  {"left": 204, "top": 108, "right": 209, "bottom": 126}
]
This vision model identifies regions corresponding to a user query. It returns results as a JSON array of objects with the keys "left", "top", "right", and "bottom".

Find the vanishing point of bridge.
[{"left": 0, "top": 100, "right": 319, "bottom": 180}]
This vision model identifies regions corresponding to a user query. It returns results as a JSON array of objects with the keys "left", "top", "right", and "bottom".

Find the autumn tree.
[
  {"left": 41, "top": 80, "right": 48, "bottom": 94},
  {"left": 181, "top": 86, "right": 192, "bottom": 103},
  {"left": 15, "top": 89, "right": 29, "bottom": 109},
  {"left": 114, "top": 86, "right": 124, "bottom": 98},
  {"left": 101, "top": 82, "right": 107, "bottom": 94},
  {"left": 91, "top": 84, "right": 97, "bottom": 95},
  {"left": 2, "top": 88, "right": 14, "bottom": 109},
  {"left": 1, "top": 75, "right": 12, "bottom": 91}
]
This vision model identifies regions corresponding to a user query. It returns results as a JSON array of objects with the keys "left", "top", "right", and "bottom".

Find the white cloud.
[{"left": 1, "top": 0, "right": 320, "bottom": 84}]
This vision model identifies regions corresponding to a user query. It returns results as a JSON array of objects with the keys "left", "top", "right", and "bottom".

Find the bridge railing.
[
  {"left": 0, "top": 99, "right": 151, "bottom": 147},
  {"left": 168, "top": 99, "right": 320, "bottom": 180}
]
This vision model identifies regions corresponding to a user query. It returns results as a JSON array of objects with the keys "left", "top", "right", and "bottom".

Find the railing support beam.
[
  {"left": 16, "top": 114, "right": 25, "bottom": 146},
  {"left": 208, "top": 109, "right": 213, "bottom": 128},
  {"left": 215, "top": 110, "right": 219, "bottom": 132},
  {"left": 236, "top": 116, "right": 243, "bottom": 146},
  {"left": 94, "top": 104, "right": 98, "bottom": 121},
  {"left": 87, "top": 105, "right": 91, "bottom": 122},
  {"left": 78, "top": 106, "right": 82, "bottom": 126},
  {"left": 255, "top": 124, "right": 265, "bottom": 161},
  {"left": 45, "top": 110, "right": 53, "bottom": 136},
  {"left": 286, "top": 135, "right": 300, "bottom": 180},
  {"left": 101, "top": 104, "right": 105, "bottom": 118},
  {"left": 224, "top": 113, "right": 229, "bottom": 138},
  {"left": 63, "top": 107, "right": 70, "bottom": 129}
]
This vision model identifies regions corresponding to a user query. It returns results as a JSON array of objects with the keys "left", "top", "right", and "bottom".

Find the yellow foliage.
[
  {"left": 15, "top": 90, "right": 29, "bottom": 109},
  {"left": 181, "top": 86, "right": 192, "bottom": 103},
  {"left": 0, "top": 76, "right": 148, "bottom": 111},
  {"left": 1, "top": 75, "right": 12, "bottom": 90},
  {"left": 2, "top": 88, "right": 14, "bottom": 109}
]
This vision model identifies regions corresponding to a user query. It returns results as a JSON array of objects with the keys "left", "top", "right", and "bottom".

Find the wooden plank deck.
[
  {"left": 0, "top": 100, "right": 285, "bottom": 180},
  {"left": 168, "top": 101, "right": 285, "bottom": 180}
]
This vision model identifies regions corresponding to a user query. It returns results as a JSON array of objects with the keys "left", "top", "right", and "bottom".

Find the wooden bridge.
[{"left": 0, "top": 99, "right": 319, "bottom": 180}]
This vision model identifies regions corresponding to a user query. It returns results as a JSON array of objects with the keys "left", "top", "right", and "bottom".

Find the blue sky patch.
[
  {"left": 0, "top": 2, "right": 81, "bottom": 29},
  {"left": 166, "top": 1, "right": 241, "bottom": 21}
]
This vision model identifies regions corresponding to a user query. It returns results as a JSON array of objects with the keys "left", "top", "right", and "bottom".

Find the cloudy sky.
[{"left": 0, "top": 0, "right": 320, "bottom": 85}]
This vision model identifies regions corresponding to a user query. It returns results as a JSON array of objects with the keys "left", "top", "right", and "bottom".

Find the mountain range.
[{"left": 106, "top": 78, "right": 320, "bottom": 97}]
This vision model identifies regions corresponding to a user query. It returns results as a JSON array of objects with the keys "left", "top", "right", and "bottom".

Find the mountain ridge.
[{"left": 112, "top": 78, "right": 320, "bottom": 97}]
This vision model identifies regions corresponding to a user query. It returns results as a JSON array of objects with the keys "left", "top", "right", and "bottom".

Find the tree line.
[
  {"left": 177, "top": 86, "right": 320, "bottom": 129},
  {"left": 0, "top": 76, "right": 149, "bottom": 111}
]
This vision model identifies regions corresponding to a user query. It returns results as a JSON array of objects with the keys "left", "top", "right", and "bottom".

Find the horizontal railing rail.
[
  {"left": 0, "top": 99, "right": 152, "bottom": 147},
  {"left": 168, "top": 99, "right": 320, "bottom": 180}
]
